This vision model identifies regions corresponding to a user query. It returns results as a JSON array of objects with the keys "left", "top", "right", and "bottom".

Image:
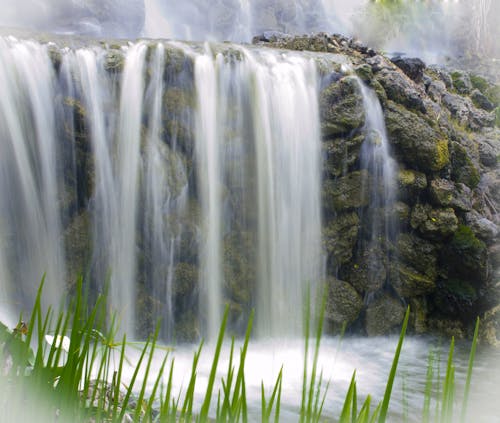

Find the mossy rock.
[
  {"left": 323, "top": 212, "right": 360, "bottom": 267},
  {"left": 429, "top": 179, "right": 472, "bottom": 212},
  {"left": 341, "top": 246, "right": 387, "bottom": 294},
  {"left": 409, "top": 297, "right": 428, "bottom": 334},
  {"left": 104, "top": 49, "right": 125, "bottom": 73},
  {"left": 325, "top": 278, "right": 363, "bottom": 333},
  {"left": 397, "top": 169, "right": 427, "bottom": 202},
  {"left": 442, "top": 225, "right": 487, "bottom": 281},
  {"left": 390, "top": 262, "right": 436, "bottom": 298},
  {"left": 384, "top": 101, "right": 449, "bottom": 173},
  {"left": 365, "top": 293, "right": 406, "bottom": 336},
  {"left": 323, "top": 170, "right": 370, "bottom": 213},
  {"left": 396, "top": 233, "right": 438, "bottom": 280},
  {"left": 323, "top": 135, "right": 364, "bottom": 177},
  {"left": 376, "top": 69, "right": 426, "bottom": 112},
  {"left": 449, "top": 141, "right": 480, "bottom": 188},
  {"left": 410, "top": 204, "right": 458, "bottom": 240},
  {"left": 450, "top": 70, "right": 472, "bottom": 95},
  {"left": 174, "top": 262, "right": 198, "bottom": 297},
  {"left": 431, "top": 278, "right": 478, "bottom": 321},
  {"left": 320, "top": 76, "right": 365, "bottom": 138}
]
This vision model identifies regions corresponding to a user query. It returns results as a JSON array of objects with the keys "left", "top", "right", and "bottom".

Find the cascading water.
[
  {"left": 0, "top": 36, "right": 323, "bottom": 341},
  {"left": 356, "top": 77, "right": 398, "bottom": 298},
  {"left": 0, "top": 37, "right": 66, "bottom": 324}
]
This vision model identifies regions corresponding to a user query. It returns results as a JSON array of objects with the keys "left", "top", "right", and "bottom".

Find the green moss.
[
  {"left": 445, "top": 278, "right": 478, "bottom": 301},
  {"left": 450, "top": 142, "right": 480, "bottom": 188},
  {"left": 432, "top": 138, "right": 450, "bottom": 171},
  {"left": 485, "top": 85, "right": 500, "bottom": 105},
  {"left": 450, "top": 225, "right": 485, "bottom": 254}
]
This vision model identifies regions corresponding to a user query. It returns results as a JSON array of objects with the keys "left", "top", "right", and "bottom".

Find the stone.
[
  {"left": 442, "top": 225, "right": 488, "bottom": 282},
  {"left": 366, "top": 55, "right": 393, "bottom": 73},
  {"left": 376, "top": 69, "right": 426, "bottom": 113},
  {"left": 320, "top": 76, "right": 365, "bottom": 138},
  {"left": 481, "top": 305, "right": 500, "bottom": 346},
  {"left": 343, "top": 246, "right": 387, "bottom": 294},
  {"left": 323, "top": 212, "right": 360, "bottom": 266},
  {"left": 451, "top": 70, "right": 473, "bottom": 95},
  {"left": 391, "top": 262, "right": 436, "bottom": 298},
  {"left": 410, "top": 204, "right": 458, "bottom": 240},
  {"left": 390, "top": 56, "right": 426, "bottom": 82},
  {"left": 323, "top": 170, "right": 369, "bottom": 213},
  {"left": 397, "top": 233, "right": 438, "bottom": 280},
  {"left": 325, "top": 278, "right": 363, "bottom": 330},
  {"left": 365, "top": 293, "right": 406, "bottom": 336},
  {"left": 323, "top": 135, "right": 364, "bottom": 177},
  {"left": 465, "top": 211, "right": 499, "bottom": 242},
  {"left": 475, "top": 129, "right": 500, "bottom": 167},
  {"left": 429, "top": 179, "right": 472, "bottom": 212},
  {"left": 426, "top": 79, "right": 447, "bottom": 103},
  {"left": 449, "top": 141, "right": 481, "bottom": 188},
  {"left": 384, "top": 101, "right": 450, "bottom": 173},
  {"left": 442, "top": 92, "right": 471, "bottom": 126},
  {"left": 470, "top": 89, "right": 495, "bottom": 111},
  {"left": 397, "top": 169, "right": 427, "bottom": 202}
]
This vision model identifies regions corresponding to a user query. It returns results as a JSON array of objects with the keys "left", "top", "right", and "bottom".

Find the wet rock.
[
  {"left": 469, "top": 107, "right": 496, "bottom": 130},
  {"left": 390, "top": 56, "right": 426, "bottom": 83},
  {"left": 410, "top": 204, "right": 458, "bottom": 240},
  {"left": 385, "top": 101, "right": 449, "bottom": 173},
  {"left": 376, "top": 69, "right": 426, "bottom": 113},
  {"left": 320, "top": 76, "right": 365, "bottom": 138},
  {"left": 104, "top": 49, "right": 125, "bottom": 73},
  {"left": 325, "top": 278, "right": 363, "bottom": 331},
  {"left": 428, "top": 318, "right": 465, "bottom": 339},
  {"left": 343, "top": 246, "right": 387, "bottom": 294},
  {"left": 323, "top": 212, "right": 359, "bottom": 266},
  {"left": 442, "top": 225, "right": 488, "bottom": 282},
  {"left": 449, "top": 141, "right": 481, "bottom": 188},
  {"left": 365, "top": 293, "right": 405, "bottom": 336},
  {"left": 391, "top": 262, "right": 436, "bottom": 298},
  {"left": 323, "top": 170, "right": 369, "bottom": 213},
  {"left": 355, "top": 63, "right": 373, "bottom": 83},
  {"left": 475, "top": 129, "right": 500, "bottom": 167},
  {"left": 429, "top": 179, "right": 472, "bottom": 212},
  {"left": 397, "top": 169, "right": 427, "bottom": 202},
  {"left": 397, "top": 233, "right": 438, "bottom": 280},
  {"left": 409, "top": 297, "right": 428, "bottom": 334},
  {"left": 323, "top": 134, "right": 364, "bottom": 177},
  {"left": 481, "top": 305, "right": 500, "bottom": 346},
  {"left": 366, "top": 54, "right": 393, "bottom": 73}
]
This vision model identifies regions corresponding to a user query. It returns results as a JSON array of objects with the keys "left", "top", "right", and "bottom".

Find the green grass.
[{"left": 0, "top": 278, "right": 481, "bottom": 422}]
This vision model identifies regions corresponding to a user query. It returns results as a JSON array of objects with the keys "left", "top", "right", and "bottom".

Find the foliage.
[{"left": 0, "top": 278, "right": 480, "bottom": 422}]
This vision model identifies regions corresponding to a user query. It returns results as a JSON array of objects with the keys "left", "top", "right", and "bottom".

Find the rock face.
[{"left": 255, "top": 33, "right": 499, "bottom": 341}]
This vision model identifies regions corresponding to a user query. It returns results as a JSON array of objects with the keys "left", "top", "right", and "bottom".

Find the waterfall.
[
  {"left": 0, "top": 37, "right": 323, "bottom": 341},
  {"left": 0, "top": 37, "right": 66, "bottom": 323},
  {"left": 356, "top": 78, "right": 398, "bottom": 296}
]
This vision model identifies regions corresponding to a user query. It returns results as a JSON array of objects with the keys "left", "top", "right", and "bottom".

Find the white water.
[
  {"left": 357, "top": 78, "right": 398, "bottom": 282},
  {"left": 0, "top": 37, "right": 65, "bottom": 323},
  {"left": 190, "top": 45, "right": 324, "bottom": 338},
  {"left": 118, "top": 335, "right": 500, "bottom": 422}
]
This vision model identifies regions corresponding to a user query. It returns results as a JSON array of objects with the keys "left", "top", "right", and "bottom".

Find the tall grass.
[{"left": 0, "top": 278, "right": 480, "bottom": 422}]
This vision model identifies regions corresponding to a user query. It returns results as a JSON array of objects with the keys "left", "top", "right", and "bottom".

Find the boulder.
[
  {"left": 323, "top": 134, "right": 364, "bottom": 177},
  {"left": 390, "top": 56, "right": 426, "bottom": 82},
  {"left": 429, "top": 179, "right": 472, "bottom": 212},
  {"left": 397, "top": 233, "right": 438, "bottom": 280},
  {"left": 323, "top": 212, "right": 360, "bottom": 266},
  {"left": 323, "top": 170, "right": 370, "bottom": 213},
  {"left": 390, "top": 262, "right": 436, "bottom": 298},
  {"left": 475, "top": 129, "right": 500, "bottom": 167},
  {"left": 385, "top": 101, "right": 449, "bottom": 173},
  {"left": 426, "top": 79, "right": 447, "bottom": 103},
  {"left": 365, "top": 293, "right": 406, "bottom": 336},
  {"left": 410, "top": 204, "right": 458, "bottom": 240},
  {"left": 342, "top": 246, "right": 387, "bottom": 294},
  {"left": 451, "top": 70, "right": 473, "bottom": 95},
  {"left": 397, "top": 169, "right": 427, "bottom": 202},
  {"left": 449, "top": 141, "right": 481, "bottom": 188},
  {"left": 470, "top": 89, "right": 495, "bottom": 111},
  {"left": 465, "top": 211, "right": 499, "bottom": 243},
  {"left": 376, "top": 69, "right": 426, "bottom": 112},
  {"left": 320, "top": 76, "right": 365, "bottom": 138},
  {"left": 325, "top": 278, "right": 363, "bottom": 331}
]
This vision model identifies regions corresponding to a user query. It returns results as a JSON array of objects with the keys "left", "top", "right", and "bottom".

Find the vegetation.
[{"left": 0, "top": 277, "right": 480, "bottom": 422}]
